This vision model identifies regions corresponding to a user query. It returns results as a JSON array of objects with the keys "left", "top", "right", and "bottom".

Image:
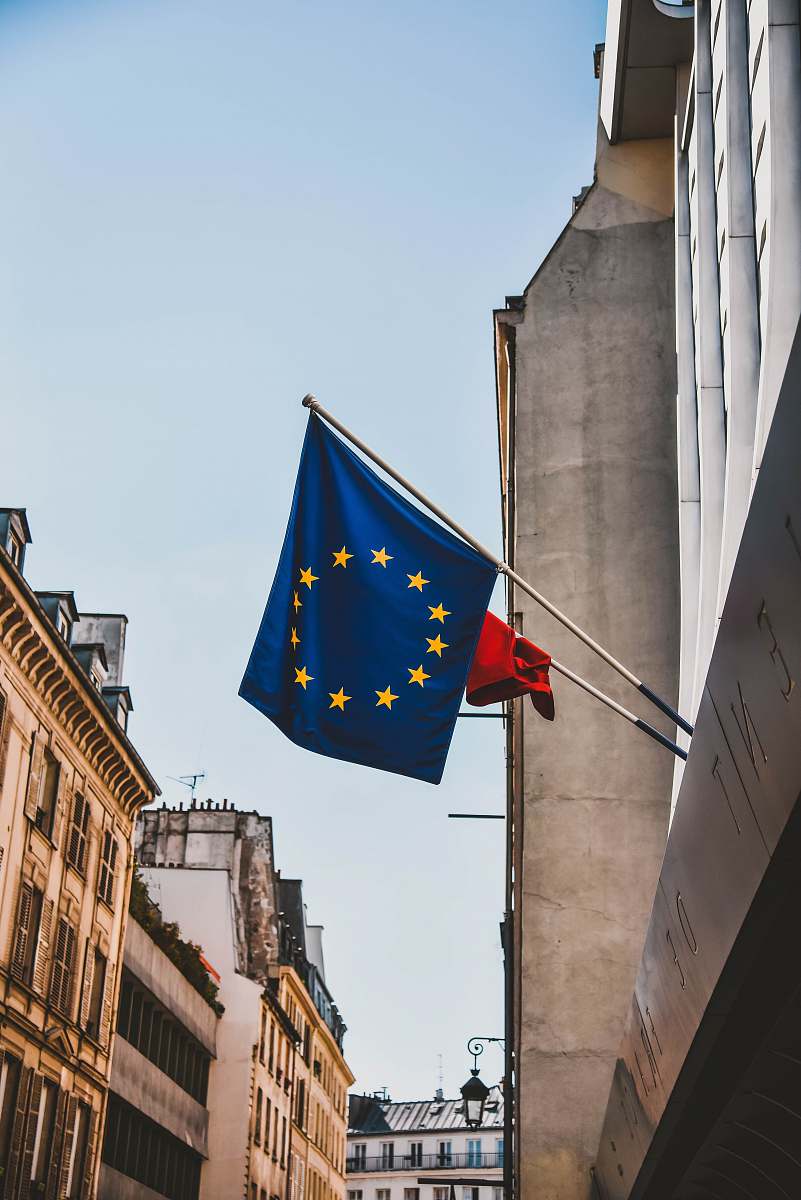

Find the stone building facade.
[
  {"left": 135, "top": 805, "right": 353, "bottom": 1200},
  {"left": 495, "top": 2, "right": 801, "bottom": 1196},
  {"left": 0, "top": 508, "right": 159, "bottom": 1198}
]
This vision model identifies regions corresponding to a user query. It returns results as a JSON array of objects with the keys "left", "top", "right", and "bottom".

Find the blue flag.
[{"left": 239, "top": 414, "right": 497, "bottom": 784}]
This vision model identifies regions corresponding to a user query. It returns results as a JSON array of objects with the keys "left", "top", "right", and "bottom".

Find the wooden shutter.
[
  {"left": 24, "top": 731, "right": 44, "bottom": 821},
  {"left": 99, "top": 961, "right": 116, "bottom": 1048},
  {"left": 31, "top": 897, "right": 54, "bottom": 994},
  {"left": 10, "top": 880, "right": 34, "bottom": 980},
  {"left": 44, "top": 1088, "right": 68, "bottom": 1200},
  {"left": 6, "top": 1064, "right": 33, "bottom": 1198},
  {"left": 51, "top": 760, "right": 70, "bottom": 851},
  {"left": 50, "top": 919, "right": 76, "bottom": 1017},
  {"left": 57, "top": 1095, "right": 79, "bottom": 1200},
  {"left": 80, "top": 1108, "right": 97, "bottom": 1200},
  {"left": 0, "top": 687, "right": 10, "bottom": 789},
  {"left": 18, "top": 1072, "right": 43, "bottom": 1200},
  {"left": 79, "top": 940, "right": 95, "bottom": 1031},
  {"left": 68, "top": 794, "right": 88, "bottom": 874}
]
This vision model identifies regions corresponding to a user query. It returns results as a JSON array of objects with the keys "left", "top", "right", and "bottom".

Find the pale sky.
[{"left": 0, "top": 0, "right": 605, "bottom": 1099}]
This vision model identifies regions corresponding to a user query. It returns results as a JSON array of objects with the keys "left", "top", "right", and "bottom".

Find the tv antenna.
[
  {"left": 167, "top": 772, "right": 206, "bottom": 801},
  {"left": 437, "top": 1053, "right": 444, "bottom": 1093}
]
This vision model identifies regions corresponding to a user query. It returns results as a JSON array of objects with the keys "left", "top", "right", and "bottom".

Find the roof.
[{"left": 348, "top": 1086, "right": 504, "bottom": 1136}]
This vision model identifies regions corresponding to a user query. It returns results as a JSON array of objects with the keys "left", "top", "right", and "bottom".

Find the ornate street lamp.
[{"left": 460, "top": 1037, "right": 493, "bottom": 1129}]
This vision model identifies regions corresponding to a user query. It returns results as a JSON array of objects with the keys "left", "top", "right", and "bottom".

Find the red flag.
[{"left": 467, "top": 612, "right": 554, "bottom": 720}]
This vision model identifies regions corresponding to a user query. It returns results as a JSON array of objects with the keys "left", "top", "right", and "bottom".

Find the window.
[
  {"left": 409, "top": 1142, "right": 423, "bottom": 1167},
  {"left": 67, "top": 792, "right": 90, "bottom": 874},
  {"left": 101, "top": 1093, "right": 201, "bottom": 1199},
  {"left": 403, "top": 1191, "right": 420, "bottom": 1200},
  {"left": 496, "top": 1138, "right": 504, "bottom": 1167},
  {"left": 84, "top": 947, "right": 107, "bottom": 1040},
  {"left": 281, "top": 1115, "right": 287, "bottom": 1166},
  {"left": 66, "top": 1102, "right": 92, "bottom": 1199},
  {"left": 98, "top": 830, "right": 118, "bottom": 908},
  {"left": 259, "top": 1009, "right": 267, "bottom": 1063},
  {"left": 380, "top": 1142, "right": 394, "bottom": 1169},
  {"left": 0, "top": 1053, "right": 22, "bottom": 1175},
  {"left": 31, "top": 1077, "right": 58, "bottom": 1187},
  {"left": 296, "top": 1078, "right": 306, "bottom": 1128},
  {"left": 56, "top": 609, "right": 71, "bottom": 641},
  {"left": 466, "top": 1138, "right": 482, "bottom": 1168},
  {"left": 10, "top": 881, "right": 44, "bottom": 986},
  {"left": 250, "top": 1187, "right": 257, "bottom": 1200},
  {"left": 348, "top": 1193, "right": 363, "bottom": 1200},
  {"left": 273, "top": 1105, "right": 279, "bottom": 1159},
  {"left": 352, "top": 1143, "right": 367, "bottom": 1169},
  {"left": 433, "top": 1190, "right": 450, "bottom": 1200},
  {"left": 376, "top": 1192, "right": 391, "bottom": 1200},
  {"left": 493, "top": 1189, "right": 504, "bottom": 1200},
  {"left": 8, "top": 533, "right": 22, "bottom": 567},
  {"left": 268, "top": 1020, "right": 276, "bottom": 1073},
  {"left": 254, "top": 1088, "right": 263, "bottom": 1144},
  {"left": 462, "top": 1190, "right": 479, "bottom": 1200},
  {"left": 50, "top": 917, "right": 77, "bottom": 1016},
  {"left": 36, "top": 748, "right": 59, "bottom": 838},
  {"left": 437, "top": 1141, "right": 452, "bottom": 1167}
]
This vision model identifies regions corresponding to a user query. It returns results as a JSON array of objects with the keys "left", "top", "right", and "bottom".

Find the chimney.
[{"left": 0, "top": 508, "right": 32, "bottom": 574}]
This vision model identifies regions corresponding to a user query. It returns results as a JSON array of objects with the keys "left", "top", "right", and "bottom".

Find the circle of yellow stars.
[{"left": 289, "top": 545, "right": 452, "bottom": 712}]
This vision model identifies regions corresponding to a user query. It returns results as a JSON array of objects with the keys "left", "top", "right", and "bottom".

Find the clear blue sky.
[{"left": 0, "top": 0, "right": 605, "bottom": 1099}]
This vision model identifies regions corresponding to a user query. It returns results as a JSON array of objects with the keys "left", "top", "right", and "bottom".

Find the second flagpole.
[{"left": 301, "top": 393, "right": 694, "bottom": 747}]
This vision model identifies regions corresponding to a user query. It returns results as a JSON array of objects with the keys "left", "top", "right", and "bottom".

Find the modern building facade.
[
  {"left": 494, "top": 2, "right": 801, "bottom": 1197},
  {"left": 346, "top": 1088, "right": 504, "bottom": 1200},
  {"left": 135, "top": 804, "right": 353, "bottom": 1200},
  {"left": 97, "top": 916, "right": 218, "bottom": 1200},
  {"left": 0, "top": 508, "right": 159, "bottom": 1198}
]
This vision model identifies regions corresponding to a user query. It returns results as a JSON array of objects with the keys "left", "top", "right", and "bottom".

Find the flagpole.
[{"left": 301, "top": 394, "right": 694, "bottom": 740}]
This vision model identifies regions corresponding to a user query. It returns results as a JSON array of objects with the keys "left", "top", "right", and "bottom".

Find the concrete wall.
[
  {"left": 505, "top": 134, "right": 679, "bottom": 1198},
  {"left": 139, "top": 866, "right": 263, "bottom": 1200},
  {"left": 123, "top": 916, "right": 217, "bottom": 1054},
  {"left": 98, "top": 1165, "right": 165, "bottom": 1200},
  {"left": 109, "top": 1035, "right": 210, "bottom": 1155}
]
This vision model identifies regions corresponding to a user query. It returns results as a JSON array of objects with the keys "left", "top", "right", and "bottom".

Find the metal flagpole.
[{"left": 302, "top": 394, "right": 694, "bottom": 746}]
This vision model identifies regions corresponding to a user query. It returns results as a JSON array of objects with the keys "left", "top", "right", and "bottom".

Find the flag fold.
[{"left": 466, "top": 611, "right": 554, "bottom": 720}]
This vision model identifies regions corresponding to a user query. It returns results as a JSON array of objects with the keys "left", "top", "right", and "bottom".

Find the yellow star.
[
  {"left": 375, "top": 685, "right": 398, "bottom": 710},
  {"left": 290, "top": 627, "right": 300, "bottom": 649},
  {"left": 293, "top": 591, "right": 302, "bottom": 612},
  {"left": 332, "top": 546, "right": 354, "bottom": 569},
  {"left": 329, "top": 687, "right": 351, "bottom": 711},
  {"left": 408, "top": 665, "right": 430, "bottom": 687},
  {"left": 371, "top": 547, "right": 393, "bottom": 567},
  {"left": 426, "top": 635, "right": 448, "bottom": 657},
  {"left": 294, "top": 665, "right": 314, "bottom": 689},
  {"left": 299, "top": 566, "right": 318, "bottom": 589},
  {"left": 428, "top": 602, "right": 451, "bottom": 623},
  {"left": 407, "top": 570, "right": 430, "bottom": 591}
]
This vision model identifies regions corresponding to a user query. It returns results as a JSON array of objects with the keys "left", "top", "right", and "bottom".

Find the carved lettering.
[
  {"left": 676, "top": 892, "right": 699, "bottom": 954},
  {"left": 730, "top": 682, "right": 768, "bottom": 776},
  {"left": 712, "top": 755, "right": 741, "bottom": 834},
  {"left": 666, "top": 929, "right": 686, "bottom": 990},
  {"left": 757, "top": 601, "right": 794, "bottom": 702},
  {"left": 645, "top": 1007, "right": 663, "bottom": 1056}
]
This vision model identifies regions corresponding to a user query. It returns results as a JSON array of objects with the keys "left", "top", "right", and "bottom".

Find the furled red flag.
[{"left": 466, "top": 611, "right": 554, "bottom": 720}]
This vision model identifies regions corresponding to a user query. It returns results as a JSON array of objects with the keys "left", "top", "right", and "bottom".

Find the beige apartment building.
[
  {"left": 136, "top": 805, "right": 354, "bottom": 1200},
  {"left": 0, "top": 507, "right": 159, "bottom": 1198}
]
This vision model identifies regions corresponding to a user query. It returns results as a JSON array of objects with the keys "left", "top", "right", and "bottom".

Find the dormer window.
[
  {"left": 8, "top": 533, "right": 22, "bottom": 567},
  {"left": 56, "top": 609, "right": 71, "bottom": 642}
]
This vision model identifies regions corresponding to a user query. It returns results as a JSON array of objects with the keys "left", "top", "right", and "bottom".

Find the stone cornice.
[{"left": 0, "top": 553, "right": 160, "bottom": 816}]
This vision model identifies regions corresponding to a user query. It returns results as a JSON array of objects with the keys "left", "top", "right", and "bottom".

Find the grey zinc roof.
[{"left": 348, "top": 1086, "right": 504, "bottom": 1136}]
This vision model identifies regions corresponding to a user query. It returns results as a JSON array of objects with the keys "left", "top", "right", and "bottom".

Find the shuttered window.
[
  {"left": 35, "top": 748, "right": 60, "bottom": 839},
  {"left": 10, "top": 881, "right": 44, "bottom": 987},
  {"left": 67, "top": 793, "right": 90, "bottom": 875},
  {"left": 49, "top": 918, "right": 76, "bottom": 1017},
  {"left": 97, "top": 831, "right": 118, "bottom": 908},
  {"left": 0, "top": 1052, "right": 23, "bottom": 1182}
]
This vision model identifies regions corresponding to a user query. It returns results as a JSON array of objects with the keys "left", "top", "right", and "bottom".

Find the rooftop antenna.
[
  {"left": 435, "top": 1053, "right": 444, "bottom": 1102},
  {"left": 167, "top": 771, "right": 206, "bottom": 802}
]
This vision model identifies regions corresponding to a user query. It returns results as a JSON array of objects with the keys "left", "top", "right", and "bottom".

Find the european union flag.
[{"left": 239, "top": 414, "right": 497, "bottom": 784}]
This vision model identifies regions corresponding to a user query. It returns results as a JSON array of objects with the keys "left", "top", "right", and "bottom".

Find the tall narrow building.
[
  {"left": 135, "top": 803, "right": 354, "bottom": 1200},
  {"left": 0, "top": 507, "right": 159, "bottom": 1198}
]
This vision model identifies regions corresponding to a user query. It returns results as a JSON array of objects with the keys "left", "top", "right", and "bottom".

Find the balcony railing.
[{"left": 346, "top": 1153, "right": 502, "bottom": 1174}]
